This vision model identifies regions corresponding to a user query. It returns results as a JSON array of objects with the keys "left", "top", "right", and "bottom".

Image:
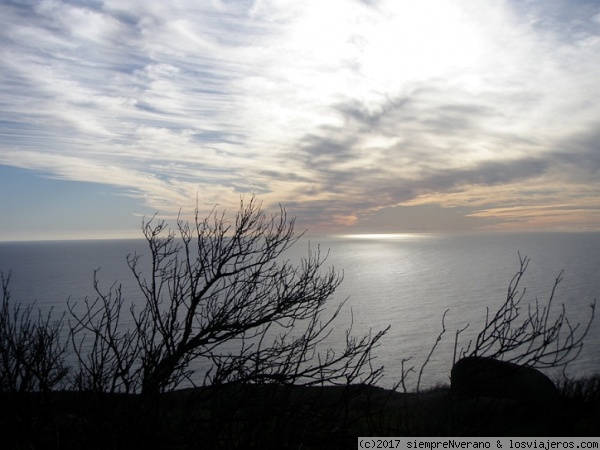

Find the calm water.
[{"left": 1, "top": 232, "right": 599, "bottom": 389}]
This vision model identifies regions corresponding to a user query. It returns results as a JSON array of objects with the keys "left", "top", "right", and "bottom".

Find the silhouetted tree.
[
  {"left": 0, "top": 271, "right": 69, "bottom": 392},
  {"left": 69, "top": 197, "right": 388, "bottom": 396},
  {"left": 454, "top": 253, "right": 596, "bottom": 370}
]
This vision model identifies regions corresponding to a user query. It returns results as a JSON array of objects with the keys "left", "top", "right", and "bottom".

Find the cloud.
[
  {"left": 349, "top": 204, "right": 504, "bottom": 233},
  {"left": 1, "top": 0, "right": 600, "bottom": 234}
]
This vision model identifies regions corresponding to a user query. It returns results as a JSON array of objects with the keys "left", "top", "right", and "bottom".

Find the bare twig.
[
  {"left": 457, "top": 253, "right": 596, "bottom": 371},
  {"left": 417, "top": 309, "right": 448, "bottom": 395}
]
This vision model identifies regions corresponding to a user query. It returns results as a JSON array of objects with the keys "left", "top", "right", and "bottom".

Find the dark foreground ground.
[{"left": 2, "top": 377, "right": 599, "bottom": 450}]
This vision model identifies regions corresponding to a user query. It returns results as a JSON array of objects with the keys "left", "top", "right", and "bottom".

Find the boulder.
[{"left": 451, "top": 356, "right": 560, "bottom": 405}]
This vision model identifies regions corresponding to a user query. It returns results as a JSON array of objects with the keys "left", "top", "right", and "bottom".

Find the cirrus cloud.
[{"left": 1, "top": 0, "right": 599, "bottom": 238}]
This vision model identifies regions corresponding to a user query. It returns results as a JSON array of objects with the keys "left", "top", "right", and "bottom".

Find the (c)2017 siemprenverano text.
[{"left": 357, "top": 438, "right": 600, "bottom": 449}]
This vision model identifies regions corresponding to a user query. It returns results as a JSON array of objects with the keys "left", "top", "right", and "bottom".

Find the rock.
[{"left": 451, "top": 356, "right": 561, "bottom": 406}]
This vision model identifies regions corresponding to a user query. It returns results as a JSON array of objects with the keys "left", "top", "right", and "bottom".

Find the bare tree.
[
  {"left": 0, "top": 271, "right": 69, "bottom": 392},
  {"left": 70, "top": 197, "right": 387, "bottom": 395},
  {"left": 68, "top": 274, "right": 141, "bottom": 393},
  {"left": 454, "top": 253, "right": 596, "bottom": 370}
]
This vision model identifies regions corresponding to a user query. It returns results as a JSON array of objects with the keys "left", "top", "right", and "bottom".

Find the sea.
[{"left": 1, "top": 232, "right": 599, "bottom": 390}]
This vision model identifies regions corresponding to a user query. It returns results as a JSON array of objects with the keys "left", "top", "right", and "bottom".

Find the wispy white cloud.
[{"left": 1, "top": 0, "right": 600, "bottom": 234}]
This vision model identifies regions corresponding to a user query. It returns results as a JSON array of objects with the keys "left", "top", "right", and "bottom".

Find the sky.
[{"left": 1, "top": 0, "right": 600, "bottom": 240}]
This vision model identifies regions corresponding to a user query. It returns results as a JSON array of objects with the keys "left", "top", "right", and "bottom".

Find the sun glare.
[
  {"left": 359, "top": 1, "right": 484, "bottom": 88},
  {"left": 279, "top": 0, "right": 485, "bottom": 109}
]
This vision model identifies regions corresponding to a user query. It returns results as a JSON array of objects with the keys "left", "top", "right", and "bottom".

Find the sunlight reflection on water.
[
  {"left": 308, "top": 232, "right": 600, "bottom": 389},
  {"left": 1, "top": 232, "right": 599, "bottom": 390}
]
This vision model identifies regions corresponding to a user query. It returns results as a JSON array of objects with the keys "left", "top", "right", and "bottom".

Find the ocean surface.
[{"left": 1, "top": 232, "right": 599, "bottom": 389}]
